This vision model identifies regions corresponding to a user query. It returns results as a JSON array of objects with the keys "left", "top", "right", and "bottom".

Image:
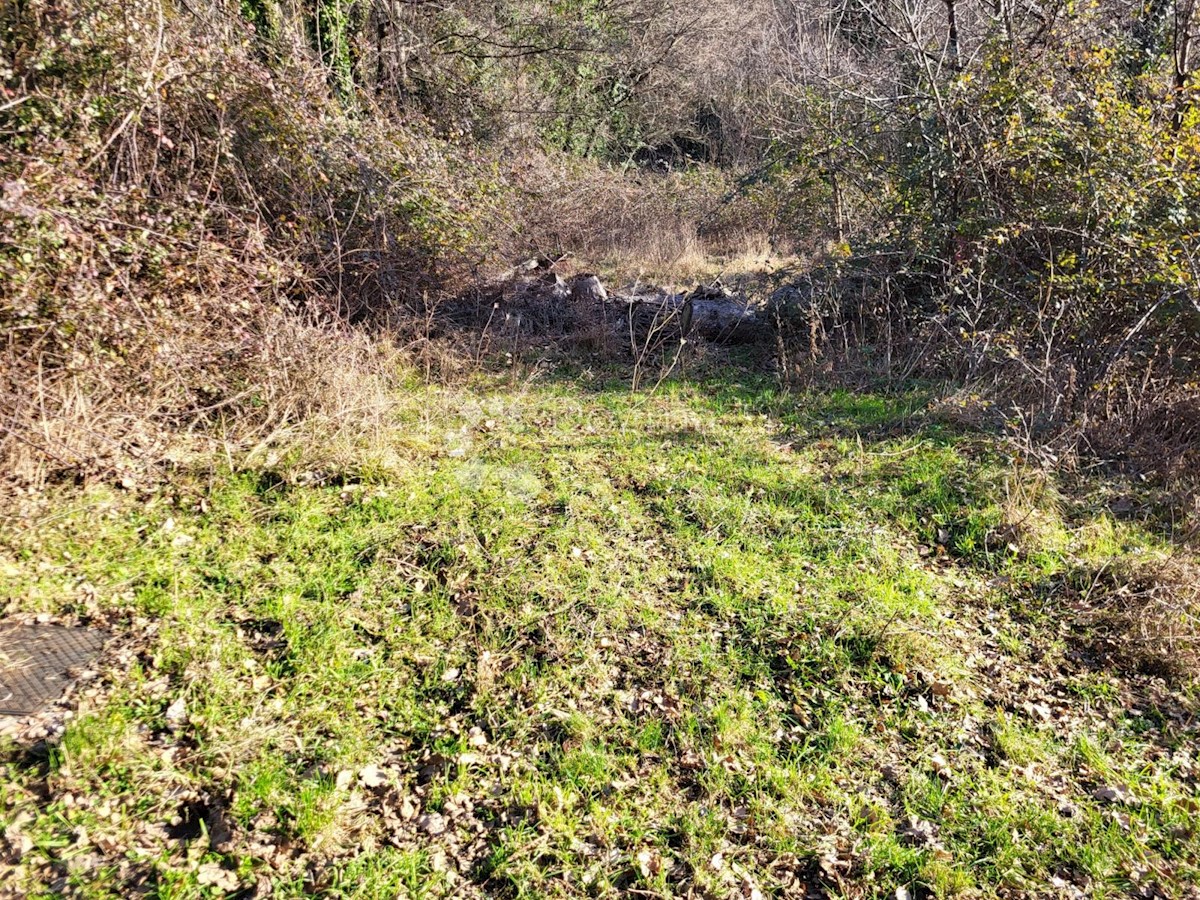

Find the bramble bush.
[
  {"left": 0, "top": 0, "right": 505, "bottom": 483},
  {"left": 768, "top": 11, "right": 1200, "bottom": 471}
]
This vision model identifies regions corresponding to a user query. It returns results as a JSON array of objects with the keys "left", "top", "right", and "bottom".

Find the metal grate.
[{"left": 0, "top": 625, "right": 109, "bottom": 716}]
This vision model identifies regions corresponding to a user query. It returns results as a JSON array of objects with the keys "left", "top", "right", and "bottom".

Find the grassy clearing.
[{"left": 2, "top": 368, "right": 1198, "bottom": 899}]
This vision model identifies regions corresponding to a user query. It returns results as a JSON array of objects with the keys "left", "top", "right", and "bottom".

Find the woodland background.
[{"left": 3, "top": 0, "right": 1200, "bottom": 482}]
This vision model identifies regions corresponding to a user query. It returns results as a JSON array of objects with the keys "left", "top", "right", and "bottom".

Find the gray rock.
[
  {"left": 687, "top": 282, "right": 733, "bottom": 302},
  {"left": 541, "top": 271, "right": 570, "bottom": 301},
  {"left": 769, "top": 278, "right": 816, "bottom": 312},
  {"left": 621, "top": 290, "right": 766, "bottom": 346},
  {"left": 570, "top": 275, "right": 608, "bottom": 304}
]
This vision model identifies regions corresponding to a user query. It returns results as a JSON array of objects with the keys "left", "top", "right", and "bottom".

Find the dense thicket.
[{"left": 758, "top": 0, "right": 1200, "bottom": 466}]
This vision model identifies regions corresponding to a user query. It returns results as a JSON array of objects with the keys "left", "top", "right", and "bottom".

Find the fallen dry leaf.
[
  {"left": 636, "top": 847, "right": 662, "bottom": 878},
  {"left": 1093, "top": 784, "right": 1137, "bottom": 806},
  {"left": 359, "top": 764, "right": 389, "bottom": 788},
  {"left": 418, "top": 812, "right": 447, "bottom": 836},
  {"left": 898, "top": 816, "right": 939, "bottom": 847},
  {"left": 164, "top": 697, "right": 187, "bottom": 730},
  {"left": 196, "top": 863, "right": 239, "bottom": 891}
]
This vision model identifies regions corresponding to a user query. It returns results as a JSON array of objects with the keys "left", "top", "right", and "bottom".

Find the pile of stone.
[{"left": 494, "top": 259, "right": 769, "bottom": 345}]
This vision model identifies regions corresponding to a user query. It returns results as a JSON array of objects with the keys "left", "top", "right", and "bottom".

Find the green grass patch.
[{"left": 2, "top": 371, "right": 1197, "bottom": 898}]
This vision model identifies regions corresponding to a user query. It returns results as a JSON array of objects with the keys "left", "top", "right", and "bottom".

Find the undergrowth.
[{"left": 0, "top": 0, "right": 760, "bottom": 492}]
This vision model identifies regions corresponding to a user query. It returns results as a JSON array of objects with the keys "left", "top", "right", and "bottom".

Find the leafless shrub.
[
  {"left": 1075, "top": 558, "right": 1200, "bottom": 680},
  {"left": 1081, "top": 391, "right": 1200, "bottom": 482},
  {"left": 0, "top": 0, "right": 499, "bottom": 494}
]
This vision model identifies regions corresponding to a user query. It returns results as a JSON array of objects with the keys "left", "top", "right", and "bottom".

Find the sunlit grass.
[{"left": 1, "top": 369, "right": 1196, "bottom": 898}]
